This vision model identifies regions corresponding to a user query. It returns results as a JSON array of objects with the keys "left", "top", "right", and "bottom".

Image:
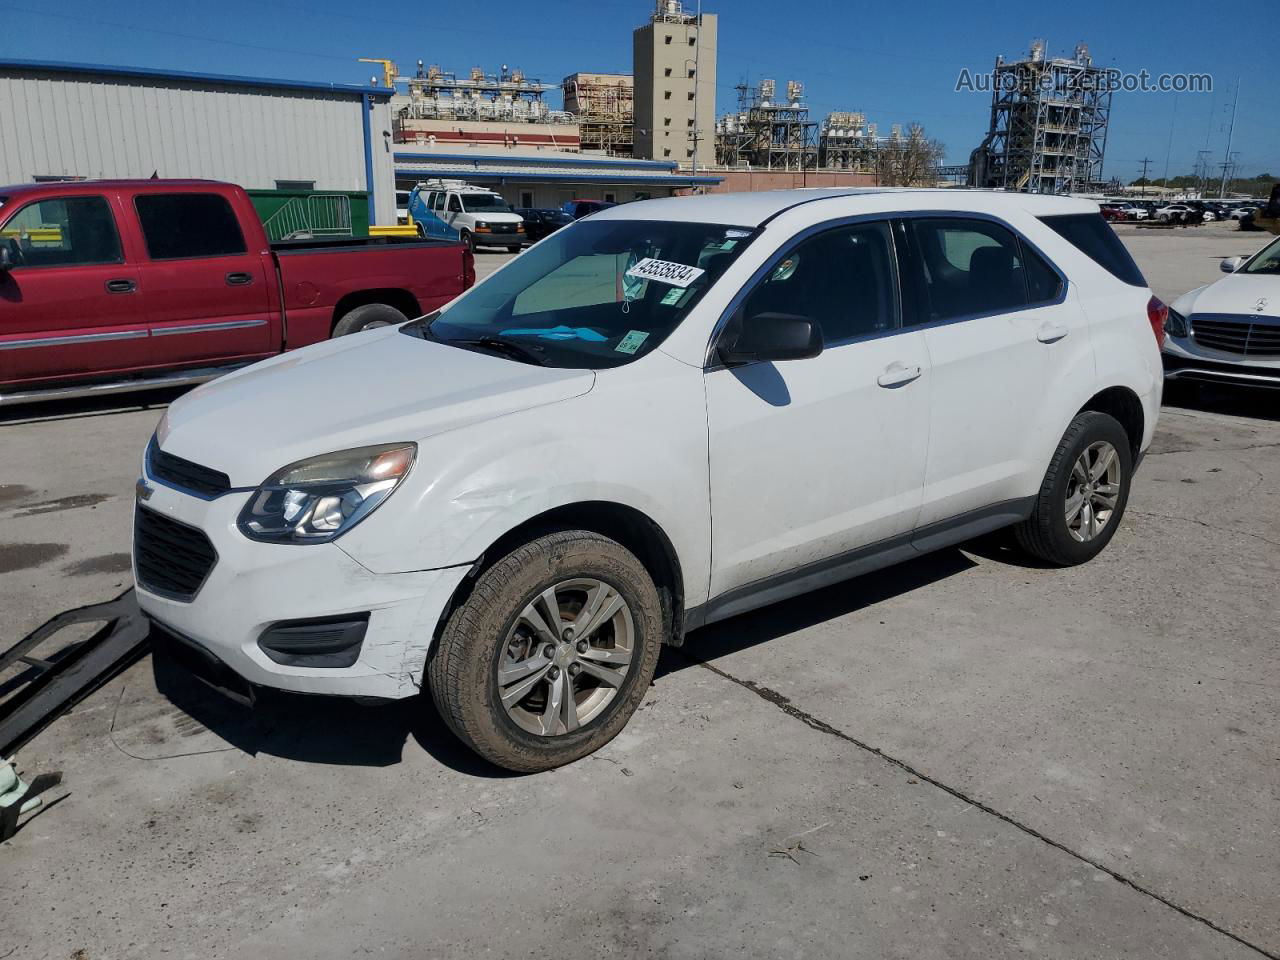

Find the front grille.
[
  {"left": 134, "top": 507, "right": 218, "bottom": 601},
  {"left": 148, "top": 439, "right": 231, "bottom": 498},
  {"left": 491, "top": 223, "right": 516, "bottom": 234},
  {"left": 1192, "top": 315, "right": 1280, "bottom": 357}
]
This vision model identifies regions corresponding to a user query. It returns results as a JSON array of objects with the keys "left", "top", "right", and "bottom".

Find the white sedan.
[{"left": 1163, "top": 234, "right": 1280, "bottom": 388}]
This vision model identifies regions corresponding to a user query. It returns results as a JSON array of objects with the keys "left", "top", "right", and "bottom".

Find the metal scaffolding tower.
[
  {"left": 397, "top": 62, "right": 569, "bottom": 124},
  {"left": 715, "top": 80, "right": 817, "bottom": 170},
  {"left": 970, "top": 41, "right": 1112, "bottom": 194}
]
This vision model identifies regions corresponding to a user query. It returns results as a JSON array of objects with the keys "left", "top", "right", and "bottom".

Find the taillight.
[{"left": 1146, "top": 295, "right": 1168, "bottom": 348}]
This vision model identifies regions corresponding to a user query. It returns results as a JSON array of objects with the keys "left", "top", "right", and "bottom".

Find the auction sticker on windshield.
[{"left": 625, "top": 257, "right": 705, "bottom": 288}]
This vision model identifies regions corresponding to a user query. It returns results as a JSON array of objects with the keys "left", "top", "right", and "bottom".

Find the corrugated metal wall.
[{"left": 0, "top": 69, "right": 386, "bottom": 206}]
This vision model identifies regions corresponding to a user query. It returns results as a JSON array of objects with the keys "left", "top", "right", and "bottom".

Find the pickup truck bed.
[{"left": 0, "top": 179, "right": 474, "bottom": 403}]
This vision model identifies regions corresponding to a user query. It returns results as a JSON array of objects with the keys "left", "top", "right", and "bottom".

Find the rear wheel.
[
  {"left": 332, "top": 302, "right": 408, "bottom": 337},
  {"left": 1014, "top": 412, "right": 1133, "bottom": 566},
  {"left": 427, "top": 530, "right": 664, "bottom": 773}
]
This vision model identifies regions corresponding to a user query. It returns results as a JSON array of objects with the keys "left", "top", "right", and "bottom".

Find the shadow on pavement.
[
  {"left": 1163, "top": 381, "right": 1280, "bottom": 422},
  {"left": 660, "top": 547, "right": 977, "bottom": 679},
  {"left": 149, "top": 648, "right": 515, "bottom": 778}
]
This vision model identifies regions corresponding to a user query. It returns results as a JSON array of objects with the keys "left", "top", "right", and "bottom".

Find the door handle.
[
  {"left": 105, "top": 278, "right": 136, "bottom": 293},
  {"left": 1037, "top": 320, "right": 1069, "bottom": 344},
  {"left": 225, "top": 272, "right": 254, "bottom": 286},
  {"left": 877, "top": 362, "right": 923, "bottom": 388}
]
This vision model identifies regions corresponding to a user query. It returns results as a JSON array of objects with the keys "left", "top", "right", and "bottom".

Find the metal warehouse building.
[{"left": 0, "top": 60, "right": 397, "bottom": 226}]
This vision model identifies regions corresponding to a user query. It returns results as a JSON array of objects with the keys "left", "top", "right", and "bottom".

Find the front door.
[
  {"left": 131, "top": 192, "right": 274, "bottom": 366},
  {"left": 0, "top": 191, "right": 149, "bottom": 386},
  {"left": 705, "top": 220, "right": 931, "bottom": 602}
]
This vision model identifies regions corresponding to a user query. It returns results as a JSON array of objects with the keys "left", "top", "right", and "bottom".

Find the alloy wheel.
[
  {"left": 497, "top": 579, "right": 634, "bottom": 737},
  {"left": 1065, "top": 440, "right": 1121, "bottom": 543}
]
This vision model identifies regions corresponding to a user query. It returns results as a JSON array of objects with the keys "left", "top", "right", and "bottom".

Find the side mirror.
[
  {"left": 719, "top": 312, "right": 823, "bottom": 366},
  {"left": 0, "top": 245, "right": 12, "bottom": 272},
  {"left": 1220, "top": 256, "right": 1245, "bottom": 274}
]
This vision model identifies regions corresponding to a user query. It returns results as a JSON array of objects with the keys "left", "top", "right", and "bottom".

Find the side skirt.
[{"left": 684, "top": 498, "right": 1034, "bottom": 632}]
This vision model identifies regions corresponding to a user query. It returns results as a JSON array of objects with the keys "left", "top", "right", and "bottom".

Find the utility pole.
[
  {"left": 1138, "top": 157, "right": 1152, "bottom": 196},
  {"left": 1218, "top": 79, "right": 1240, "bottom": 199}
]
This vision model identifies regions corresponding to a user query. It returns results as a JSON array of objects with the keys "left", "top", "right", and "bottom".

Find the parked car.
[
  {"left": 1155, "top": 203, "right": 1203, "bottom": 224},
  {"left": 136, "top": 189, "right": 1163, "bottom": 772},
  {"left": 514, "top": 207, "right": 574, "bottom": 244},
  {"left": 1163, "top": 233, "right": 1280, "bottom": 388},
  {"left": 408, "top": 180, "right": 525, "bottom": 253},
  {"left": 1100, "top": 204, "right": 1128, "bottom": 223},
  {"left": 0, "top": 179, "right": 473, "bottom": 404},
  {"left": 562, "top": 199, "right": 618, "bottom": 220},
  {"left": 395, "top": 190, "right": 411, "bottom": 225},
  {"left": 1119, "top": 204, "right": 1149, "bottom": 221},
  {"left": 1229, "top": 206, "right": 1257, "bottom": 221}
]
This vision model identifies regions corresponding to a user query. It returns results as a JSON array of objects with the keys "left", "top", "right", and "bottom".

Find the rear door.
[
  {"left": 0, "top": 191, "right": 148, "bottom": 385},
  {"left": 131, "top": 191, "right": 274, "bottom": 366},
  {"left": 899, "top": 215, "right": 1077, "bottom": 528}
]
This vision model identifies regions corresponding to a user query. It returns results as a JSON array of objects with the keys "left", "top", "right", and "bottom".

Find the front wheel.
[
  {"left": 460, "top": 230, "right": 475, "bottom": 253},
  {"left": 332, "top": 302, "right": 408, "bottom": 337},
  {"left": 427, "top": 530, "right": 664, "bottom": 773},
  {"left": 1014, "top": 412, "right": 1133, "bottom": 566}
]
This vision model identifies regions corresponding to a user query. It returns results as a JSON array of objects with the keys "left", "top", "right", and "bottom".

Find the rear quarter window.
[{"left": 1039, "top": 213, "right": 1146, "bottom": 287}]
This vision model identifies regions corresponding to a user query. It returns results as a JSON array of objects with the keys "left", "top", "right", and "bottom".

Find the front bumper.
[
  {"left": 1162, "top": 337, "right": 1280, "bottom": 389},
  {"left": 132, "top": 473, "right": 470, "bottom": 699}
]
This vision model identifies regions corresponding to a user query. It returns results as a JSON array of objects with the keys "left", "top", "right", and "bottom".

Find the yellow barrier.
[
  {"left": 369, "top": 225, "right": 418, "bottom": 238},
  {"left": 0, "top": 226, "right": 64, "bottom": 246}
]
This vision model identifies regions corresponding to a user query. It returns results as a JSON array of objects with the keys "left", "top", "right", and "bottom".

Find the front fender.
[{"left": 336, "top": 353, "right": 713, "bottom": 607}]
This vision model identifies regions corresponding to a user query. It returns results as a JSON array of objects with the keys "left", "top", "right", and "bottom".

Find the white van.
[{"left": 408, "top": 179, "right": 525, "bottom": 252}]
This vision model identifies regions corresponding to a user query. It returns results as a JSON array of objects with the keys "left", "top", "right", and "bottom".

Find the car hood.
[
  {"left": 1175, "top": 271, "right": 1280, "bottom": 318},
  {"left": 159, "top": 327, "right": 595, "bottom": 486}
]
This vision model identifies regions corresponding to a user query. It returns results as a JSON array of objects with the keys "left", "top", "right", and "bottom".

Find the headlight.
[
  {"left": 237, "top": 443, "right": 416, "bottom": 544},
  {"left": 475, "top": 221, "right": 489, "bottom": 229},
  {"left": 1165, "top": 308, "right": 1189, "bottom": 338}
]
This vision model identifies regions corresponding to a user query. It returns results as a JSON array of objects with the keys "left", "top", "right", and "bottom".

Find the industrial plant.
[{"left": 969, "top": 40, "right": 1113, "bottom": 194}]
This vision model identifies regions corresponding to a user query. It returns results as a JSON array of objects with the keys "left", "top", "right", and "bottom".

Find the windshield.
[
  {"left": 403, "top": 219, "right": 757, "bottom": 369},
  {"left": 463, "top": 194, "right": 512, "bottom": 213},
  {"left": 1243, "top": 235, "right": 1280, "bottom": 275}
]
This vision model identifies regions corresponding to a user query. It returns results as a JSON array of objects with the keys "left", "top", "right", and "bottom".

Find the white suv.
[{"left": 134, "top": 189, "right": 1164, "bottom": 772}]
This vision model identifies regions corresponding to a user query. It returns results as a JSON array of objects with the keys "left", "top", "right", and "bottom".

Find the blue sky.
[{"left": 3, "top": 0, "right": 1274, "bottom": 180}]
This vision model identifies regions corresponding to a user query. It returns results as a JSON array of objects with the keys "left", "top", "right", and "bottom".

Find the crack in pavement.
[
  {"left": 679, "top": 649, "right": 1279, "bottom": 960},
  {"left": 1131, "top": 509, "right": 1280, "bottom": 550}
]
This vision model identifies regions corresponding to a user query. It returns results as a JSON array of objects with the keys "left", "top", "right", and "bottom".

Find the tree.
[{"left": 875, "top": 124, "right": 945, "bottom": 187}]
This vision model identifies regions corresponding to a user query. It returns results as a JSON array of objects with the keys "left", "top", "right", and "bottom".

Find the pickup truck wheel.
[
  {"left": 427, "top": 530, "right": 664, "bottom": 773},
  {"left": 1014, "top": 412, "right": 1132, "bottom": 567},
  {"left": 332, "top": 303, "right": 408, "bottom": 337}
]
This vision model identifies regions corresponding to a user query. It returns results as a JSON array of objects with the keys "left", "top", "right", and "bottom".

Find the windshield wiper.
[{"left": 450, "top": 336, "right": 548, "bottom": 366}]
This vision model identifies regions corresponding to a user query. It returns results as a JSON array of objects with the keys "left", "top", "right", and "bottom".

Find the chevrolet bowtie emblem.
[
  {"left": 135, "top": 478, "right": 154, "bottom": 502},
  {"left": 1256, "top": 298, "right": 1269, "bottom": 313}
]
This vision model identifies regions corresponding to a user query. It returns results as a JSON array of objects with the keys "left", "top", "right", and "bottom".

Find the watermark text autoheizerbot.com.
[{"left": 955, "top": 68, "right": 1212, "bottom": 95}]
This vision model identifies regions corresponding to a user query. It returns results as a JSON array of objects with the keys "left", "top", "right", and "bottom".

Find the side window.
[
  {"left": 432, "top": 192, "right": 445, "bottom": 212},
  {"left": 1022, "top": 242, "right": 1064, "bottom": 302},
  {"left": 0, "top": 196, "right": 121, "bottom": 268},
  {"left": 134, "top": 193, "right": 246, "bottom": 260},
  {"left": 448, "top": 195, "right": 463, "bottom": 213},
  {"left": 743, "top": 221, "right": 898, "bottom": 344},
  {"left": 907, "top": 218, "right": 1027, "bottom": 322},
  {"left": 1039, "top": 213, "right": 1146, "bottom": 287}
]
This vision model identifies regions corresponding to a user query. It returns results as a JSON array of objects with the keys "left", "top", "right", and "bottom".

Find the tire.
[
  {"left": 415, "top": 222, "right": 427, "bottom": 238},
  {"left": 1014, "top": 412, "right": 1133, "bottom": 567},
  {"left": 507, "top": 245, "right": 522, "bottom": 254},
  {"left": 1159, "top": 213, "right": 1171, "bottom": 223},
  {"left": 428, "top": 530, "right": 664, "bottom": 773},
  {"left": 460, "top": 230, "right": 475, "bottom": 253},
  {"left": 331, "top": 302, "right": 408, "bottom": 337}
]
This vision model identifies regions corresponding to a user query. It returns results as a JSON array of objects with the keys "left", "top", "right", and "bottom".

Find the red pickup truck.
[{"left": 0, "top": 179, "right": 474, "bottom": 403}]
